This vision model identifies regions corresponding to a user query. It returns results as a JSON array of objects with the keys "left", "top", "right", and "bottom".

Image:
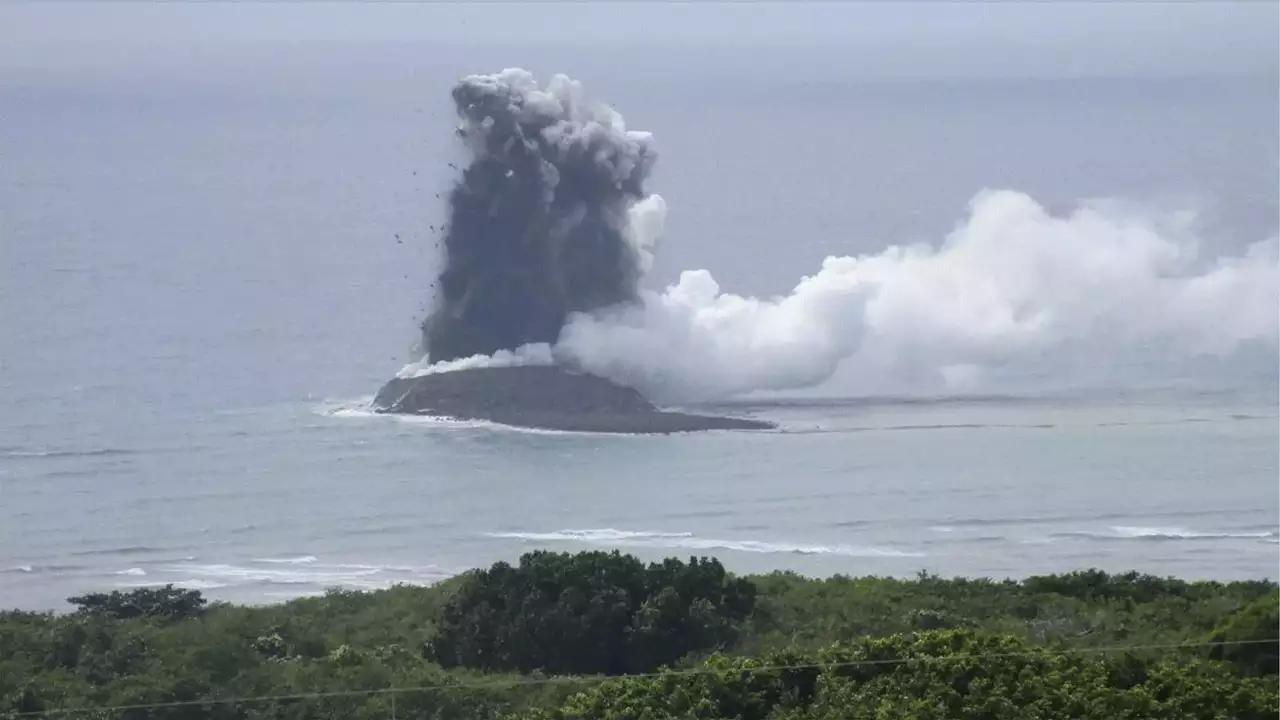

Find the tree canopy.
[
  {"left": 67, "top": 586, "right": 208, "bottom": 622},
  {"left": 429, "top": 551, "right": 756, "bottom": 675},
  {"left": 1, "top": 555, "right": 1274, "bottom": 719}
]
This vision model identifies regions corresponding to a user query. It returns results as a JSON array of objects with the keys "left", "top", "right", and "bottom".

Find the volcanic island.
[
  {"left": 372, "top": 366, "right": 773, "bottom": 434},
  {"left": 371, "top": 70, "right": 773, "bottom": 433}
]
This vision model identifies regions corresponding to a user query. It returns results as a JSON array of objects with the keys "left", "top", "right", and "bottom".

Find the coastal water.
[
  {"left": 3, "top": 392, "right": 1276, "bottom": 609},
  {"left": 2, "top": 8, "right": 1277, "bottom": 609}
]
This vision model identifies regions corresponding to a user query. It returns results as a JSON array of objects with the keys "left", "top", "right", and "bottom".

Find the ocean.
[{"left": 2, "top": 7, "right": 1277, "bottom": 610}]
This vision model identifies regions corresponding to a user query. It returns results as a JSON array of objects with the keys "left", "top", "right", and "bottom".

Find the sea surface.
[{"left": 2, "top": 14, "right": 1277, "bottom": 609}]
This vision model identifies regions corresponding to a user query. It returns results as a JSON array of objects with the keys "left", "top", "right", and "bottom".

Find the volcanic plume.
[{"left": 422, "top": 69, "right": 660, "bottom": 364}]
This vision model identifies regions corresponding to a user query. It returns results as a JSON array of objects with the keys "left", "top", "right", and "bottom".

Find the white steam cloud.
[
  {"left": 401, "top": 71, "right": 1275, "bottom": 401},
  {"left": 550, "top": 189, "right": 1277, "bottom": 401},
  {"left": 398, "top": 343, "right": 555, "bottom": 378}
]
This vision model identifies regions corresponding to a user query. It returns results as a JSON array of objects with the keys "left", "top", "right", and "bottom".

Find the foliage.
[
  {"left": 743, "top": 569, "right": 1272, "bottom": 653},
  {"left": 429, "top": 551, "right": 757, "bottom": 675},
  {"left": 0, "top": 555, "right": 1274, "bottom": 719},
  {"left": 533, "top": 631, "right": 1280, "bottom": 720},
  {"left": 68, "top": 586, "right": 208, "bottom": 622},
  {"left": 1207, "top": 589, "right": 1279, "bottom": 676}
]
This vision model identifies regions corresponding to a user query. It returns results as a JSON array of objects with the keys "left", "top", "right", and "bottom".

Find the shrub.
[{"left": 428, "top": 551, "right": 756, "bottom": 675}]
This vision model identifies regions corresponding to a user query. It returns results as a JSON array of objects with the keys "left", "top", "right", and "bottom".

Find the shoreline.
[
  {"left": 7, "top": 557, "right": 1278, "bottom": 615},
  {"left": 7, "top": 550, "right": 1279, "bottom": 614}
]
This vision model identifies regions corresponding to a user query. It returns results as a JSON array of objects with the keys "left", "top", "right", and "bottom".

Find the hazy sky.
[{"left": 2, "top": 1, "right": 1277, "bottom": 80}]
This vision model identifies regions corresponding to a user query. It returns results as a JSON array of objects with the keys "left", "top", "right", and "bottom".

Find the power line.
[{"left": 10, "top": 638, "right": 1277, "bottom": 718}]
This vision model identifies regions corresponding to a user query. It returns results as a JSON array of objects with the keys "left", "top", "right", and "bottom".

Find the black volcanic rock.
[{"left": 372, "top": 366, "right": 773, "bottom": 434}]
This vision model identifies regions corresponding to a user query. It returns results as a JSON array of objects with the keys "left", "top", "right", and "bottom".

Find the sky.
[{"left": 1, "top": 1, "right": 1277, "bottom": 80}]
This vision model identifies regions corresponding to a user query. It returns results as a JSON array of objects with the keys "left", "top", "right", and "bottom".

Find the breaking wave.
[
  {"left": 484, "top": 528, "right": 923, "bottom": 558},
  {"left": 149, "top": 558, "right": 454, "bottom": 591},
  {"left": 1054, "top": 526, "right": 1278, "bottom": 542}
]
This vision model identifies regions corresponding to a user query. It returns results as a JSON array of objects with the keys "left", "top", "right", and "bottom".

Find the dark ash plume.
[{"left": 423, "top": 69, "right": 658, "bottom": 363}]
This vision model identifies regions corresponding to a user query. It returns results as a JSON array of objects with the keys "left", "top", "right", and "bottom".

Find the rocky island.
[{"left": 372, "top": 366, "right": 773, "bottom": 433}]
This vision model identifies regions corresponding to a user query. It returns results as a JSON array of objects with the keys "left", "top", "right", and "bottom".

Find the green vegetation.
[
  {"left": 428, "top": 552, "right": 755, "bottom": 675},
  {"left": 1, "top": 552, "right": 1276, "bottom": 719},
  {"left": 1208, "top": 589, "right": 1280, "bottom": 676},
  {"left": 66, "top": 586, "right": 208, "bottom": 622},
  {"left": 532, "top": 632, "right": 1279, "bottom": 720}
]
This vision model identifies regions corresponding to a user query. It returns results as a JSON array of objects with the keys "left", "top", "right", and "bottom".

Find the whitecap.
[
  {"left": 168, "top": 560, "right": 453, "bottom": 590},
  {"left": 485, "top": 528, "right": 923, "bottom": 558},
  {"left": 253, "top": 555, "right": 318, "bottom": 565},
  {"left": 1055, "top": 526, "right": 1277, "bottom": 541},
  {"left": 486, "top": 529, "right": 695, "bottom": 542}
]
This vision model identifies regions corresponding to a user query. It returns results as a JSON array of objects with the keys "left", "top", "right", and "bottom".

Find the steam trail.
[{"left": 557, "top": 190, "right": 1278, "bottom": 401}]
